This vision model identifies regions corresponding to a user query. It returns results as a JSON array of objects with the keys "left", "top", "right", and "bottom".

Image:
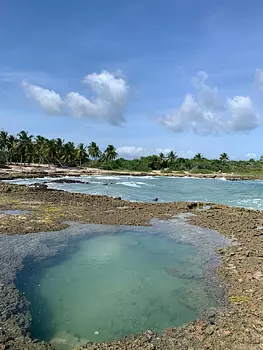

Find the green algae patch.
[{"left": 229, "top": 295, "right": 250, "bottom": 303}]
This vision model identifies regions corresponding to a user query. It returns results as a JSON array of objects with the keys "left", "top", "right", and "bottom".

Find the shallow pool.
[{"left": 11, "top": 218, "right": 230, "bottom": 349}]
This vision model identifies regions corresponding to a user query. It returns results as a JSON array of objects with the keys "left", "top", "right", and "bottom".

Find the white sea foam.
[
  {"left": 116, "top": 182, "right": 141, "bottom": 188},
  {"left": 136, "top": 182, "right": 155, "bottom": 187},
  {"left": 94, "top": 176, "right": 122, "bottom": 180}
]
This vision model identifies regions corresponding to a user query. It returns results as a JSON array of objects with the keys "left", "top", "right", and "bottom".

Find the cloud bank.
[
  {"left": 158, "top": 71, "right": 261, "bottom": 135},
  {"left": 116, "top": 146, "right": 195, "bottom": 159},
  {"left": 22, "top": 70, "right": 129, "bottom": 126}
]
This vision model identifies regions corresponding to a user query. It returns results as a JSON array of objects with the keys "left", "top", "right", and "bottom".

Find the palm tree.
[
  {"left": 159, "top": 152, "right": 165, "bottom": 160},
  {"left": 158, "top": 152, "right": 166, "bottom": 168},
  {"left": 17, "top": 130, "right": 33, "bottom": 164},
  {"left": 44, "top": 139, "right": 58, "bottom": 164},
  {"left": 61, "top": 142, "right": 76, "bottom": 166},
  {"left": 75, "top": 143, "right": 88, "bottom": 166},
  {"left": 194, "top": 153, "right": 204, "bottom": 160},
  {"left": 0, "top": 131, "right": 8, "bottom": 150},
  {"left": 167, "top": 151, "right": 177, "bottom": 164},
  {"left": 7, "top": 135, "right": 18, "bottom": 163},
  {"left": 219, "top": 152, "right": 229, "bottom": 162},
  {"left": 34, "top": 135, "right": 48, "bottom": 164},
  {"left": 88, "top": 142, "right": 101, "bottom": 160},
  {"left": 0, "top": 131, "right": 9, "bottom": 162},
  {"left": 103, "top": 145, "right": 118, "bottom": 161}
]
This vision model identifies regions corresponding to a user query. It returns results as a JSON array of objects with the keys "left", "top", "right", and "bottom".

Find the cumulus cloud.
[
  {"left": 245, "top": 153, "right": 257, "bottom": 159},
  {"left": 178, "top": 150, "right": 195, "bottom": 158},
  {"left": 22, "top": 80, "right": 64, "bottom": 114},
  {"left": 116, "top": 146, "right": 194, "bottom": 159},
  {"left": 22, "top": 70, "right": 129, "bottom": 125},
  {"left": 192, "top": 71, "right": 224, "bottom": 110},
  {"left": 159, "top": 71, "right": 261, "bottom": 135},
  {"left": 116, "top": 146, "right": 148, "bottom": 158},
  {"left": 226, "top": 96, "right": 260, "bottom": 132}
]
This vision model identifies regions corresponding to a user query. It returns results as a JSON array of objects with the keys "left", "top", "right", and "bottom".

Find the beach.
[{"left": 0, "top": 164, "right": 262, "bottom": 181}]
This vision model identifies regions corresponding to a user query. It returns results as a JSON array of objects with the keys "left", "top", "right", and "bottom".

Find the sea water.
[
  {"left": 7, "top": 175, "right": 263, "bottom": 210},
  {"left": 11, "top": 219, "right": 230, "bottom": 350}
]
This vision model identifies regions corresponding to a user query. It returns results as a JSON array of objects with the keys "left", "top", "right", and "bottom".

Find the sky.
[{"left": 1, "top": 0, "right": 263, "bottom": 160}]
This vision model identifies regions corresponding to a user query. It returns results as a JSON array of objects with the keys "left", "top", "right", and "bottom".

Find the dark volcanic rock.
[{"left": 51, "top": 179, "right": 90, "bottom": 185}]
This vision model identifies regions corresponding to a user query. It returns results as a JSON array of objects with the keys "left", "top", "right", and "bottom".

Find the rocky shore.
[
  {"left": 0, "top": 182, "right": 263, "bottom": 349},
  {"left": 0, "top": 164, "right": 262, "bottom": 181}
]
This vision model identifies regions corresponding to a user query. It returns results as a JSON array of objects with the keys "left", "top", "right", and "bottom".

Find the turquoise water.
[
  {"left": 16, "top": 226, "right": 223, "bottom": 350},
  {"left": 7, "top": 175, "right": 263, "bottom": 210}
]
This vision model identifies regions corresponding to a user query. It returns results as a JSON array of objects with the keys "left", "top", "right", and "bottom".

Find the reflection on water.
[
  {"left": 0, "top": 209, "right": 31, "bottom": 215},
  {"left": 15, "top": 220, "right": 230, "bottom": 350}
]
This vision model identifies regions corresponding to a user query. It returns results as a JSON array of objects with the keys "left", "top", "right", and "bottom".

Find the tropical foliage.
[
  {"left": 0, "top": 129, "right": 262, "bottom": 174},
  {"left": 0, "top": 130, "right": 117, "bottom": 167}
]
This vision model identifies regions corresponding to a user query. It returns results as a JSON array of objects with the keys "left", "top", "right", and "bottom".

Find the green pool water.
[{"left": 17, "top": 228, "right": 221, "bottom": 349}]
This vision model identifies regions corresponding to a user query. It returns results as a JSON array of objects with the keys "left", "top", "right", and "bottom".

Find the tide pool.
[{"left": 9, "top": 218, "right": 230, "bottom": 350}]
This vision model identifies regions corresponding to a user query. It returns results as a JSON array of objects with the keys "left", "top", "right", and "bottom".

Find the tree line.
[
  {"left": 0, "top": 130, "right": 262, "bottom": 174},
  {"left": 0, "top": 130, "right": 117, "bottom": 167}
]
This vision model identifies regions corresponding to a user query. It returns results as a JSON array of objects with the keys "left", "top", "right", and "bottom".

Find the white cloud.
[
  {"left": 22, "top": 80, "right": 64, "bottom": 114},
  {"left": 192, "top": 70, "right": 224, "bottom": 110},
  {"left": 116, "top": 146, "right": 194, "bottom": 159},
  {"left": 22, "top": 70, "right": 129, "bottom": 125},
  {"left": 116, "top": 146, "right": 148, "bottom": 158},
  {"left": 158, "top": 94, "right": 224, "bottom": 135},
  {"left": 66, "top": 70, "right": 129, "bottom": 125},
  {"left": 155, "top": 148, "right": 172, "bottom": 155},
  {"left": 245, "top": 152, "right": 257, "bottom": 159},
  {"left": 255, "top": 68, "right": 263, "bottom": 90},
  {"left": 226, "top": 96, "right": 260, "bottom": 132},
  {"left": 178, "top": 150, "right": 195, "bottom": 158},
  {"left": 159, "top": 71, "right": 261, "bottom": 135}
]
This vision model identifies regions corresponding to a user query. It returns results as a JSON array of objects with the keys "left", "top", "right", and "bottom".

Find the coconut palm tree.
[
  {"left": 44, "top": 139, "right": 58, "bottom": 164},
  {"left": 159, "top": 152, "right": 165, "bottom": 161},
  {"left": 17, "top": 130, "right": 33, "bottom": 164},
  {"left": 158, "top": 152, "right": 166, "bottom": 167},
  {"left": 219, "top": 152, "right": 229, "bottom": 162},
  {"left": 61, "top": 142, "right": 76, "bottom": 166},
  {"left": 194, "top": 153, "right": 204, "bottom": 160},
  {"left": 34, "top": 135, "right": 48, "bottom": 164},
  {"left": 75, "top": 143, "right": 88, "bottom": 166},
  {"left": 0, "top": 131, "right": 8, "bottom": 150},
  {"left": 103, "top": 145, "right": 118, "bottom": 161},
  {"left": 88, "top": 142, "right": 101, "bottom": 160},
  {"left": 7, "top": 135, "right": 18, "bottom": 163},
  {"left": 0, "top": 131, "right": 9, "bottom": 162},
  {"left": 167, "top": 151, "right": 177, "bottom": 164}
]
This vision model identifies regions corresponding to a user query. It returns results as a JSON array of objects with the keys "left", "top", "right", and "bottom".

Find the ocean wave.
[
  {"left": 94, "top": 176, "right": 122, "bottom": 180},
  {"left": 116, "top": 181, "right": 141, "bottom": 188},
  {"left": 136, "top": 182, "right": 155, "bottom": 187}
]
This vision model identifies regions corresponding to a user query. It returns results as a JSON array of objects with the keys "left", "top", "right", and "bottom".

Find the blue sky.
[{"left": 1, "top": 0, "right": 263, "bottom": 159}]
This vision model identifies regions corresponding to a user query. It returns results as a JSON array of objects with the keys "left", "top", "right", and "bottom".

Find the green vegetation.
[
  {"left": 0, "top": 129, "right": 263, "bottom": 174},
  {"left": 0, "top": 130, "right": 117, "bottom": 167},
  {"left": 229, "top": 295, "right": 250, "bottom": 303}
]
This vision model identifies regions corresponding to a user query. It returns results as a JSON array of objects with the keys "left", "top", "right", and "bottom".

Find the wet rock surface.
[
  {"left": 49, "top": 179, "right": 90, "bottom": 185},
  {"left": 0, "top": 182, "right": 263, "bottom": 349}
]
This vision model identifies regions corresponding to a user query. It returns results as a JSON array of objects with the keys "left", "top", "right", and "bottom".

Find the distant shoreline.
[{"left": 0, "top": 164, "right": 262, "bottom": 181}]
